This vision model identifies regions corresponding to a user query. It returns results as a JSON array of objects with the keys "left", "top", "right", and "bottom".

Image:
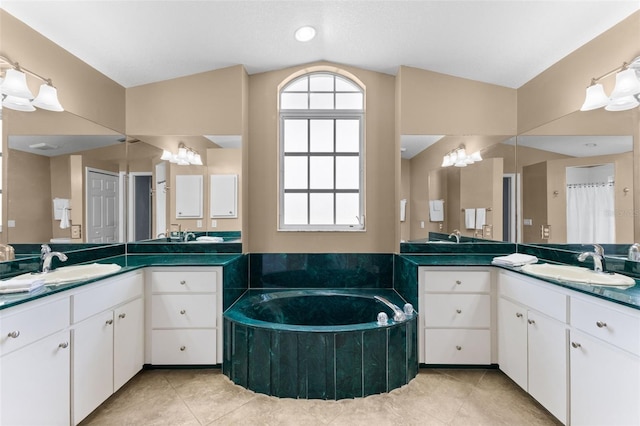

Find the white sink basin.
[
  {"left": 12, "top": 263, "right": 122, "bottom": 286},
  {"left": 521, "top": 263, "right": 635, "bottom": 287}
]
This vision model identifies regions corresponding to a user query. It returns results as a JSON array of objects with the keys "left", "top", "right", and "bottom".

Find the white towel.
[
  {"left": 400, "top": 199, "right": 407, "bottom": 222},
  {"left": 475, "top": 208, "right": 486, "bottom": 230},
  {"left": 465, "top": 208, "right": 476, "bottom": 229},
  {"left": 0, "top": 277, "right": 45, "bottom": 293},
  {"left": 491, "top": 254, "right": 539, "bottom": 267},
  {"left": 429, "top": 200, "right": 444, "bottom": 222},
  {"left": 53, "top": 198, "right": 70, "bottom": 220},
  {"left": 60, "top": 207, "right": 70, "bottom": 229}
]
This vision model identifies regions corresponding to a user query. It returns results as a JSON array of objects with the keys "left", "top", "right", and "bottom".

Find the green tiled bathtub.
[{"left": 223, "top": 289, "right": 418, "bottom": 399}]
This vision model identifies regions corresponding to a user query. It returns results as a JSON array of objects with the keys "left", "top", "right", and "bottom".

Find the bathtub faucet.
[{"left": 374, "top": 296, "right": 406, "bottom": 322}]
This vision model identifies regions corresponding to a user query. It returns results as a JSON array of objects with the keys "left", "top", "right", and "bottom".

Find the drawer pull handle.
[
  {"left": 456, "top": 345, "right": 462, "bottom": 351},
  {"left": 119, "top": 313, "right": 127, "bottom": 319},
  {"left": 7, "top": 330, "right": 20, "bottom": 338},
  {"left": 58, "top": 342, "right": 69, "bottom": 349},
  {"left": 516, "top": 313, "right": 523, "bottom": 318},
  {"left": 596, "top": 321, "right": 607, "bottom": 328},
  {"left": 571, "top": 342, "right": 582, "bottom": 349},
  {"left": 456, "top": 309, "right": 462, "bottom": 314},
  {"left": 527, "top": 319, "right": 535, "bottom": 325},
  {"left": 180, "top": 346, "right": 186, "bottom": 351},
  {"left": 105, "top": 319, "right": 113, "bottom": 325},
  {"left": 455, "top": 280, "right": 461, "bottom": 285},
  {"left": 180, "top": 280, "right": 186, "bottom": 285},
  {"left": 180, "top": 309, "right": 186, "bottom": 315}
]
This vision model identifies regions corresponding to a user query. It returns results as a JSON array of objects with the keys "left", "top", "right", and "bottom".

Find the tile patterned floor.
[{"left": 80, "top": 368, "right": 563, "bottom": 425}]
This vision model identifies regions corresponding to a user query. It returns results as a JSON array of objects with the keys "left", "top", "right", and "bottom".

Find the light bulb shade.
[
  {"left": 610, "top": 68, "right": 640, "bottom": 99},
  {"left": 1, "top": 68, "right": 34, "bottom": 99},
  {"left": 441, "top": 154, "right": 451, "bottom": 167},
  {"left": 604, "top": 95, "right": 639, "bottom": 112},
  {"left": 31, "top": 84, "right": 64, "bottom": 111},
  {"left": 160, "top": 150, "right": 173, "bottom": 161},
  {"left": 580, "top": 84, "right": 609, "bottom": 111},
  {"left": 457, "top": 148, "right": 467, "bottom": 159},
  {"left": 454, "top": 160, "right": 467, "bottom": 167},
  {"left": 470, "top": 151, "right": 483, "bottom": 162},
  {"left": 192, "top": 154, "right": 203, "bottom": 166},
  {"left": 177, "top": 147, "right": 187, "bottom": 160},
  {"left": 2, "top": 95, "right": 35, "bottom": 111}
]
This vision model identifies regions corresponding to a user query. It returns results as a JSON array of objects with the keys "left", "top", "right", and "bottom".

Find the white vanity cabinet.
[
  {"left": 147, "top": 267, "right": 222, "bottom": 365},
  {"left": 0, "top": 297, "right": 71, "bottom": 426},
  {"left": 497, "top": 271, "right": 568, "bottom": 424},
  {"left": 419, "top": 267, "right": 493, "bottom": 364},
  {"left": 569, "top": 295, "right": 640, "bottom": 426},
  {"left": 71, "top": 271, "right": 144, "bottom": 424}
]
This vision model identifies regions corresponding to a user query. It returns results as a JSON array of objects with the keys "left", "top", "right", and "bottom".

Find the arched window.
[{"left": 279, "top": 71, "right": 364, "bottom": 231}]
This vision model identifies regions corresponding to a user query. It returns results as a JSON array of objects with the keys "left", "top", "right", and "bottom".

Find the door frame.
[{"left": 128, "top": 172, "right": 153, "bottom": 242}]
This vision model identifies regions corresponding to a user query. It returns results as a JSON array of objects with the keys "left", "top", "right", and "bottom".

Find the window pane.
[
  {"left": 336, "top": 93, "right": 363, "bottom": 109},
  {"left": 336, "top": 193, "right": 360, "bottom": 225},
  {"left": 284, "top": 76, "right": 308, "bottom": 92},
  {"left": 310, "top": 74, "right": 334, "bottom": 92},
  {"left": 310, "top": 120, "right": 333, "bottom": 152},
  {"left": 284, "top": 193, "right": 308, "bottom": 225},
  {"left": 309, "top": 93, "right": 333, "bottom": 109},
  {"left": 335, "top": 76, "right": 359, "bottom": 92},
  {"left": 284, "top": 120, "right": 308, "bottom": 152},
  {"left": 310, "top": 157, "right": 334, "bottom": 189},
  {"left": 284, "top": 157, "right": 308, "bottom": 189},
  {"left": 310, "top": 193, "right": 334, "bottom": 224},
  {"left": 281, "top": 93, "right": 308, "bottom": 109},
  {"left": 336, "top": 157, "right": 359, "bottom": 189},
  {"left": 336, "top": 120, "right": 360, "bottom": 152}
]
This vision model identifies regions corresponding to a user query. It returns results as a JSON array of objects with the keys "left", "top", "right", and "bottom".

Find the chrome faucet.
[
  {"left": 448, "top": 229, "right": 461, "bottom": 244},
  {"left": 182, "top": 230, "right": 196, "bottom": 242},
  {"left": 628, "top": 243, "right": 640, "bottom": 261},
  {"left": 39, "top": 244, "right": 68, "bottom": 273},
  {"left": 374, "top": 296, "right": 406, "bottom": 322},
  {"left": 578, "top": 244, "right": 606, "bottom": 273}
]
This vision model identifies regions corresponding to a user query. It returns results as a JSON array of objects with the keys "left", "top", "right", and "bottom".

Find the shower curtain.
[{"left": 566, "top": 183, "right": 615, "bottom": 243}]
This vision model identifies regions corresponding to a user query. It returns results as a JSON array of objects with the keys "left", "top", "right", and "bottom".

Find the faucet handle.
[
  {"left": 40, "top": 244, "right": 51, "bottom": 256},
  {"left": 592, "top": 244, "right": 604, "bottom": 256}
]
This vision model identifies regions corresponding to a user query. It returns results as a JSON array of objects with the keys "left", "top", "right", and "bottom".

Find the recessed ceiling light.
[
  {"left": 295, "top": 26, "right": 316, "bottom": 42},
  {"left": 585, "top": 143, "right": 597, "bottom": 147}
]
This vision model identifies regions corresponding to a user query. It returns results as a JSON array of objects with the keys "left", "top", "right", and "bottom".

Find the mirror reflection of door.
[
  {"left": 86, "top": 168, "right": 119, "bottom": 243},
  {"left": 129, "top": 173, "right": 152, "bottom": 241}
]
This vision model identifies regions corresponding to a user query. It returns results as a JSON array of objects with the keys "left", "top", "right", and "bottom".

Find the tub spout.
[{"left": 374, "top": 295, "right": 406, "bottom": 322}]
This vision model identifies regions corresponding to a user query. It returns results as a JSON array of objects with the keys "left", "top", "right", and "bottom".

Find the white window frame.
[{"left": 278, "top": 72, "right": 365, "bottom": 231}]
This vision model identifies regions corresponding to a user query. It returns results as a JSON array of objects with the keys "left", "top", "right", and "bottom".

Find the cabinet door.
[
  {"left": 73, "top": 310, "right": 115, "bottom": 424},
  {"left": 175, "top": 174, "right": 203, "bottom": 218},
  {"left": 1, "top": 330, "right": 70, "bottom": 426},
  {"left": 498, "top": 297, "right": 528, "bottom": 390},
  {"left": 527, "top": 311, "right": 567, "bottom": 424},
  {"left": 210, "top": 174, "right": 238, "bottom": 218},
  {"left": 114, "top": 298, "right": 144, "bottom": 391},
  {"left": 570, "top": 329, "right": 640, "bottom": 426}
]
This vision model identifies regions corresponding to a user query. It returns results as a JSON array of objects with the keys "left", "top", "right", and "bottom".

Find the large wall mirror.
[
  {"left": 400, "top": 134, "right": 516, "bottom": 243},
  {"left": 1, "top": 108, "right": 242, "bottom": 245},
  {"left": 517, "top": 107, "right": 639, "bottom": 245}
]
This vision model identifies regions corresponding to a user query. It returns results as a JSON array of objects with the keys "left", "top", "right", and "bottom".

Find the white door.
[
  {"left": 155, "top": 162, "right": 167, "bottom": 237},
  {"left": 87, "top": 169, "right": 119, "bottom": 243}
]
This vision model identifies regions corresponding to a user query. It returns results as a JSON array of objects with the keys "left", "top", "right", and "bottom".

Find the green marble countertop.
[{"left": 0, "top": 253, "right": 242, "bottom": 311}]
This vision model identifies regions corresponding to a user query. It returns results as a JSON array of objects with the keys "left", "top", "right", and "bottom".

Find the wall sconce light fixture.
[
  {"left": 160, "top": 142, "right": 203, "bottom": 166},
  {"left": 0, "top": 55, "right": 64, "bottom": 112},
  {"left": 441, "top": 145, "right": 482, "bottom": 168},
  {"left": 580, "top": 56, "right": 640, "bottom": 112}
]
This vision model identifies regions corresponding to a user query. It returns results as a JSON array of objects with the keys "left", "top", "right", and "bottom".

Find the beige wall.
[
  {"left": 248, "top": 62, "right": 396, "bottom": 253},
  {"left": 522, "top": 162, "right": 548, "bottom": 244},
  {"left": 459, "top": 158, "right": 503, "bottom": 240}
]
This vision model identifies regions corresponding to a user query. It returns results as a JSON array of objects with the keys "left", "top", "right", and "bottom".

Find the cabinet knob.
[
  {"left": 596, "top": 321, "right": 607, "bottom": 328},
  {"left": 119, "top": 313, "right": 126, "bottom": 319},
  {"left": 7, "top": 330, "right": 20, "bottom": 338},
  {"left": 456, "top": 309, "right": 462, "bottom": 314},
  {"left": 180, "top": 346, "right": 186, "bottom": 351},
  {"left": 180, "top": 309, "right": 186, "bottom": 315},
  {"left": 58, "top": 342, "right": 69, "bottom": 349},
  {"left": 180, "top": 280, "right": 186, "bottom": 285},
  {"left": 527, "top": 319, "right": 535, "bottom": 325},
  {"left": 105, "top": 319, "right": 114, "bottom": 325},
  {"left": 516, "top": 312, "right": 523, "bottom": 318},
  {"left": 571, "top": 342, "right": 582, "bottom": 349},
  {"left": 455, "top": 280, "right": 462, "bottom": 285},
  {"left": 456, "top": 345, "right": 462, "bottom": 351}
]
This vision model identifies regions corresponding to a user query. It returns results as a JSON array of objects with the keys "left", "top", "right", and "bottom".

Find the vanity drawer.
[
  {"left": 0, "top": 297, "right": 70, "bottom": 355},
  {"left": 151, "top": 269, "right": 218, "bottom": 293},
  {"left": 571, "top": 296, "right": 640, "bottom": 355},
  {"left": 499, "top": 272, "right": 567, "bottom": 323},
  {"left": 423, "top": 270, "right": 490, "bottom": 293},
  {"left": 73, "top": 271, "right": 143, "bottom": 323},
  {"left": 424, "top": 329, "right": 491, "bottom": 364},
  {"left": 423, "top": 294, "right": 490, "bottom": 328},
  {"left": 151, "top": 294, "right": 217, "bottom": 328},
  {"left": 151, "top": 329, "right": 216, "bottom": 365}
]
